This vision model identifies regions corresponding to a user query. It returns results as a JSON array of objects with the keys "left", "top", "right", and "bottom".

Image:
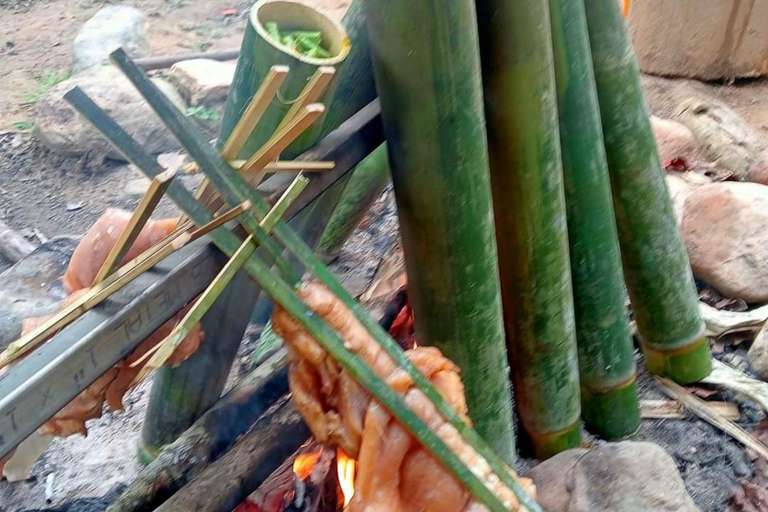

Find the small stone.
[
  {"left": 123, "top": 178, "right": 151, "bottom": 196},
  {"left": 72, "top": 6, "right": 149, "bottom": 74},
  {"left": 681, "top": 181, "right": 768, "bottom": 302},
  {"left": 34, "top": 67, "right": 186, "bottom": 161},
  {"left": 527, "top": 442, "right": 700, "bottom": 512},
  {"left": 168, "top": 59, "right": 236, "bottom": 107},
  {"left": 652, "top": 116, "right": 697, "bottom": 163},
  {"left": 157, "top": 152, "right": 189, "bottom": 173}
]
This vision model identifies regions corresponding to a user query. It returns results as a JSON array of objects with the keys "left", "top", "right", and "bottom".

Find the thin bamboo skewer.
[
  {"left": 93, "top": 168, "right": 176, "bottom": 284},
  {"left": 274, "top": 67, "right": 335, "bottom": 133},
  {"left": 239, "top": 104, "right": 326, "bottom": 185},
  {"left": 192, "top": 65, "right": 290, "bottom": 213},
  {"left": 131, "top": 176, "right": 307, "bottom": 376},
  {"left": 106, "top": 48, "right": 541, "bottom": 511},
  {"left": 229, "top": 160, "right": 335, "bottom": 172},
  {"left": 221, "top": 65, "right": 290, "bottom": 160}
]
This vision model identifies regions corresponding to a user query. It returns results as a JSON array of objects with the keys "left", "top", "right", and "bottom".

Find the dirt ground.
[{"left": 1, "top": 0, "right": 768, "bottom": 511}]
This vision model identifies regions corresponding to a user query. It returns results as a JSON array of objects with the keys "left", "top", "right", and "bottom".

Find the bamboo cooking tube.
[
  {"left": 583, "top": 0, "right": 711, "bottom": 384},
  {"left": 548, "top": 0, "right": 640, "bottom": 440},
  {"left": 360, "top": 0, "right": 517, "bottom": 463},
  {"left": 219, "top": 0, "right": 349, "bottom": 160},
  {"left": 475, "top": 0, "right": 582, "bottom": 459}
]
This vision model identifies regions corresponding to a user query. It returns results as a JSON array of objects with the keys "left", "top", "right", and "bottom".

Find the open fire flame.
[
  {"left": 293, "top": 451, "right": 321, "bottom": 481},
  {"left": 292, "top": 448, "right": 357, "bottom": 510},
  {"left": 336, "top": 449, "right": 356, "bottom": 508}
]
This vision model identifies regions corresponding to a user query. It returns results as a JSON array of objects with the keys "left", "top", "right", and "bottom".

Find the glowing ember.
[
  {"left": 293, "top": 451, "right": 321, "bottom": 481},
  {"left": 337, "top": 448, "right": 357, "bottom": 508}
]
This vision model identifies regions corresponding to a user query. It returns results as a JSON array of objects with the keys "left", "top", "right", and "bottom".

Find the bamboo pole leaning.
[
  {"left": 475, "top": 0, "right": 581, "bottom": 458},
  {"left": 98, "top": 49, "right": 541, "bottom": 510},
  {"left": 360, "top": 0, "right": 517, "bottom": 463},
  {"left": 583, "top": 0, "right": 711, "bottom": 384},
  {"left": 548, "top": 0, "right": 639, "bottom": 439},
  {"left": 315, "top": 143, "right": 390, "bottom": 262}
]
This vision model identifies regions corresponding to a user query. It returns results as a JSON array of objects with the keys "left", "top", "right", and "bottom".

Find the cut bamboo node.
[
  {"left": 642, "top": 335, "right": 713, "bottom": 384},
  {"left": 525, "top": 420, "right": 582, "bottom": 461},
  {"left": 580, "top": 377, "right": 640, "bottom": 440}
]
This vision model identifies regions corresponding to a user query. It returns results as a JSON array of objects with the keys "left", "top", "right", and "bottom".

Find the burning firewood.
[{"left": 272, "top": 282, "right": 537, "bottom": 512}]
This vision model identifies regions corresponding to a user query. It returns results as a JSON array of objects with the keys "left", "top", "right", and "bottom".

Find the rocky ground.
[{"left": 3, "top": 1, "right": 768, "bottom": 511}]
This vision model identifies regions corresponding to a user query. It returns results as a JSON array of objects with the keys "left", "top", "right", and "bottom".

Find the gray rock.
[
  {"left": 0, "top": 237, "right": 77, "bottom": 350},
  {"left": 34, "top": 67, "right": 186, "bottom": 161},
  {"left": 168, "top": 59, "right": 236, "bottom": 107},
  {"left": 527, "top": 442, "right": 699, "bottom": 512},
  {"left": 72, "top": 6, "right": 149, "bottom": 74},
  {"left": 681, "top": 182, "right": 768, "bottom": 302}
]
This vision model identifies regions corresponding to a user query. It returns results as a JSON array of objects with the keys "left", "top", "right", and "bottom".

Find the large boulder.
[
  {"left": 527, "top": 442, "right": 699, "bottom": 512},
  {"left": 168, "top": 59, "right": 236, "bottom": 107},
  {"left": 681, "top": 182, "right": 768, "bottom": 302},
  {"left": 628, "top": 0, "right": 768, "bottom": 80},
  {"left": 34, "top": 67, "right": 186, "bottom": 161},
  {"left": 72, "top": 6, "right": 149, "bottom": 74}
]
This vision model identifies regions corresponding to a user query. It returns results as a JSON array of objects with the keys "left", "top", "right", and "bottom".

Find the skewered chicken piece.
[
  {"left": 63, "top": 208, "right": 178, "bottom": 294},
  {"left": 272, "top": 282, "right": 536, "bottom": 512},
  {"left": 20, "top": 209, "right": 202, "bottom": 438}
]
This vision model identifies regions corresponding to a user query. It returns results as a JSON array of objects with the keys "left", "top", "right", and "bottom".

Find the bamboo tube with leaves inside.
[
  {"left": 475, "top": 0, "right": 581, "bottom": 459},
  {"left": 315, "top": 143, "right": 390, "bottom": 262},
  {"left": 219, "top": 0, "right": 349, "bottom": 160},
  {"left": 548, "top": 0, "right": 639, "bottom": 439},
  {"left": 583, "top": 0, "right": 711, "bottom": 384},
  {"left": 360, "top": 0, "right": 516, "bottom": 463}
]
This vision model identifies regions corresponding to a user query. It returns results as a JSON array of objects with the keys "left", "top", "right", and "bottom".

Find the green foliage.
[
  {"left": 12, "top": 120, "right": 34, "bottom": 130},
  {"left": 186, "top": 106, "right": 220, "bottom": 121},
  {"left": 264, "top": 21, "right": 332, "bottom": 58},
  {"left": 24, "top": 71, "right": 72, "bottom": 104}
]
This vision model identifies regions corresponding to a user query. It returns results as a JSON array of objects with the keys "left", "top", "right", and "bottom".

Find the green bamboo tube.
[
  {"left": 219, "top": 0, "right": 350, "bottom": 160},
  {"left": 583, "top": 0, "right": 711, "bottom": 384},
  {"left": 316, "top": 143, "right": 390, "bottom": 262},
  {"left": 475, "top": 0, "right": 581, "bottom": 459},
  {"left": 548, "top": 0, "right": 639, "bottom": 440},
  {"left": 318, "top": 0, "right": 376, "bottom": 139},
  {"left": 360, "top": 0, "right": 516, "bottom": 463},
  {"left": 250, "top": 1, "right": 379, "bottom": 321}
]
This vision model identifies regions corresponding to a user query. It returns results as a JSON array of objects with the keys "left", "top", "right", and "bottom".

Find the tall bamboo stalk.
[
  {"left": 583, "top": 0, "right": 711, "bottom": 384},
  {"left": 360, "top": 0, "right": 516, "bottom": 462},
  {"left": 316, "top": 143, "right": 390, "bottom": 262},
  {"left": 548, "top": 0, "right": 639, "bottom": 440},
  {"left": 475, "top": 0, "right": 581, "bottom": 459}
]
